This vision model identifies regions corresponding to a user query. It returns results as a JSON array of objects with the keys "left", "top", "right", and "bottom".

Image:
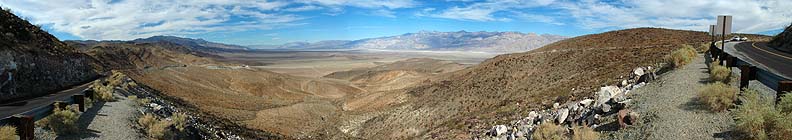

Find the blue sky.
[{"left": 2, "top": 0, "right": 791, "bottom": 46}]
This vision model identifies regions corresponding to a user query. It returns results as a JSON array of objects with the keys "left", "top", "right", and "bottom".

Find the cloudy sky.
[{"left": 2, "top": 0, "right": 791, "bottom": 46}]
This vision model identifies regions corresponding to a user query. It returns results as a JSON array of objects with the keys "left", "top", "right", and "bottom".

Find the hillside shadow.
[{"left": 55, "top": 101, "right": 107, "bottom": 140}]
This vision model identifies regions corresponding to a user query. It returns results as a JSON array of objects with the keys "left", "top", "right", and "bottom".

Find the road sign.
[
  {"left": 716, "top": 15, "right": 732, "bottom": 35},
  {"left": 709, "top": 25, "right": 716, "bottom": 36}
]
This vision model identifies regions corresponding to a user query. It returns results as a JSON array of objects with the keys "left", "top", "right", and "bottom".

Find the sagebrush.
[
  {"left": 698, "top": 83, "right": 737, "bottom": 112},
  {"left": 734, "top": 89, "right": 792, "bottom": 139},
  {"left": 532, "top": 123, "right": 566, "bottom": 140},
  {"left": 40, "top": 103, "right": 79, "bottom": 135},
  {"left": 0, "top": 125, "right": 17, "bottom": 140},
  {"left": 670, "top": 45, "right": 698, "bottom": 68},
  {"left": 172, "top": 113, "right": 187, "bottom": 132},
  {"left": 709, "top": 63, "right": 731, "bottom": 83},
  {"left": 571, "top": 125, "right": 599, "bottom": 140},
  {"left": 138, "top": 114, "right": 173, "bottom": 139}
]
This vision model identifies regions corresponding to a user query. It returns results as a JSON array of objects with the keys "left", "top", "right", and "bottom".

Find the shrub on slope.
[
  {"left": 709, "top": 63, "right": 731, "bottom": 83},
  {"left": 735, "top": 89, "right": 792, "bottom": 139},
  {"left": 698, "top": 83, "right": 737, "bottom": 112}
]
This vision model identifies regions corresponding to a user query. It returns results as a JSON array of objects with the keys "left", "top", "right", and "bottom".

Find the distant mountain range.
[
  {"left": 69, "top": 31, "right": 566, "bottom": 53},
  {"left": 253, "top": 31, "right": 568, "bottom": 53},
  {"left": 68, "top": 36, "right": 250, "bottom": 52},
  {"left": 132, "top": 36, "right": 250, "bottom": 51}
]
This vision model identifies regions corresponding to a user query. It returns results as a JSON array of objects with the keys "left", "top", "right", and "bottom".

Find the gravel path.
[
  {"left": 36, "top": 95, "right": 144, "bottom": 140},
  {"left": 608, "top": 54, "right": 736, "bottom": 139}
]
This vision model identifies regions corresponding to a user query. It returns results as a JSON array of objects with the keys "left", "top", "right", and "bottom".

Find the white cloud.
[
  {"left": 1, "top": 0, "right": 418, "bottom": 40},
  {"left": 371, "top": 9, "right": 396, "bottom": 18},
  {"left": 432, "top": 6, "right": 500, "bottom": 21},
  {"left": 295, "top": 0, "right": 417, "bottom": 9},
  {"left": 557, "top": 0, "right": 792, "bottom": 33},
  {"left": 1, "top": 0, "right": 303, "bottom": 40},
  {"left": 283, "top": 5, "right": 324, "bottom": 12},
  {"left": 425, "top": 0, "right": 556, "bottom": 22},
  {"left": 428, "top": 0, "right": 792, "bottom": 33}
]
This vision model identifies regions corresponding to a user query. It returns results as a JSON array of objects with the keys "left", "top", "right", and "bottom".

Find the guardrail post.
[
  {"left": 719, "top": 52, "right": 727, "bottom": 66},
  {"left": 725, "top": 55, "right": 735, "bottom": 67},
  {"left": 779, "top": 81, "right": 792, "bottom": 102},
  {"left": 739, "top": 66, "right": 756, "bottom": 89},
  {"left": 73, "top": 94, "right": 85, "bottom": 112},
  {"left": 85, "top": 89, "right": 94, "bottom": 100},
  {"left": 9, "top": 115, "right": 34, "bottom": 140}
]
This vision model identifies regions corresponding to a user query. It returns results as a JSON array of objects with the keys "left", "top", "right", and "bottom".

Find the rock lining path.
[{"left": 608, "top": 54, "right": 736, "bottom": 139}]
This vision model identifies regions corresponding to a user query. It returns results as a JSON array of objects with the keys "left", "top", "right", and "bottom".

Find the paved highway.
[
  {"left": 0, "top": 81, "right": 94, "bottom": 119},
  {"left": 724, "top": 41, "right": 792, "bottom": 79}
]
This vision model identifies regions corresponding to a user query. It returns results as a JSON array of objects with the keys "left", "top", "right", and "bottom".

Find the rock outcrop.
[
  {"left": 769, "top": 23, "right": 792, "bottom": 54},
  {"left": 0, "top": 8, "right": 99, "bottom": 102},
  {"left": 480, "top": 65, "right": 659, "bottom": 139}
]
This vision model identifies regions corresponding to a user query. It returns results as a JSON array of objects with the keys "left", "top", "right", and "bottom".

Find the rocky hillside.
[
  {"left": 270, "top": 31, "right": 567, "bottom": 53},
  {"left": 66, "top": 41, "right": 218, "bottom": 71},
  {"left": 0, "top": 8, "right": 99, "bottom": 102},
  {"left": 354, "top": 28, "right": 715, "bottom": 139},
  {"left": 769, "top": 23, "right": 792, "bottom": 53}
]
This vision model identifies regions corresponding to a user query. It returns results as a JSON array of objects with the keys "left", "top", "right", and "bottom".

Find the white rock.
[
  {"left": 149, "top": 103, "right": 163, "bottom": 111},
  {"left": 633, "top": 82, "right": 646, "bottom": 89},
  {"left": 579, "top": 99, "right": 594, "bottom": 107},
  {"left": 557, "top": 108, "right": 569, "bottom": 124},
  {"left": 553, "top": 103, "right": 560, "bottom": 109},
  {"left": 568, "top": 103, "right": 580, "bottom": 112},
  {"left": 633, "top": 67, "right": 645, "bottom": 76},
  {"left": 491, "top": 125, "right": 508, "bottom": 136},
  {"left": 526, "top": 111, "right": 539, "bottom": 123},
  {"left": 596, "top": 86, "right": 623, "bottom": 107},
  {"left": 601, "top": 104, "right": 612, "bottom": 113},
  {"left": 621, "top": 80, "right": 628, "bottom": 87}
]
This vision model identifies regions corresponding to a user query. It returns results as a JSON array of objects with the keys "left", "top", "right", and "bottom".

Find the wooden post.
[
  {"left": 73, "top": 94, "right": 85, "bottom": 112},
  {"left": 85, "top": 89, "right": 94, "bottom": 100},
  {"left": 725, "top": 55, "right": 735, "bottom": 67},
  {"left": 9, "top": 115, "right": 34, "bottom": 140},
  {"left": 739, "top": 66, "right": 756, "bottom": 89},
  {"left": 779, "top": 81, "right": 792, "bottom": 100}
]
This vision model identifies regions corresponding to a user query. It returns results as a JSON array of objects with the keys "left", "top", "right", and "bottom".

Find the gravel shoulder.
[
  {"left": 35, "top": 95, "right": 144, "bottom": 140},
  {"left": 607, "top": 54, "right": 735, "bottom": 139}
]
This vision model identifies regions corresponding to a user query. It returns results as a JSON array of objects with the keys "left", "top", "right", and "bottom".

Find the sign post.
[
  {"left": 716, "top": 15, "right": 732, "bottom": 50},
  {"left": 709, "top": 25, "right": 716, "bottom": 43},
  {"left": 716, "top": 15, "right": 732, "bottom": 65}
]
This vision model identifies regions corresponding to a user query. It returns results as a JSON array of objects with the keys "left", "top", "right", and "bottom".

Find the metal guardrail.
[
  {"left": 0, "top": 87, "right": 92, "bottom": 140},
  {"left": 710, "top": 42, "right": 792, "bottom": 101}
]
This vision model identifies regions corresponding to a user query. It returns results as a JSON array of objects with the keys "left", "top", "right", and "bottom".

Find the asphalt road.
[
  {"left": 0, "top": 81, "right": 94, "bottom": 119},
  {"left": 728, "top": 41, "right": 792, "bottom": 79}
]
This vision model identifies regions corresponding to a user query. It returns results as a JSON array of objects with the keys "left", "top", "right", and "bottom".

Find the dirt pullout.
[{"left": 607, "top": 54, "right": 734, "bottom": 139}]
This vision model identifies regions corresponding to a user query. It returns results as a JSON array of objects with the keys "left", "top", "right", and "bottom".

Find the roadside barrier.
[
  {"left": 0, "top": 85, "right": 95, "bottom": 140},
  {"left": 710, "top": 42, "right": 792, "bottom": 102}
]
